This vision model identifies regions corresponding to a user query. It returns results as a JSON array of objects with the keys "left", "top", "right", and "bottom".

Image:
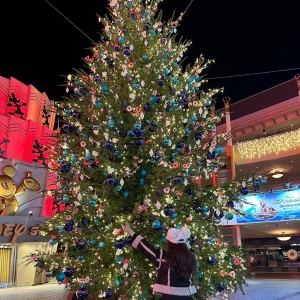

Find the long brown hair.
[{"left": 166, "top": 242, "right": 197, "bottom": 278}]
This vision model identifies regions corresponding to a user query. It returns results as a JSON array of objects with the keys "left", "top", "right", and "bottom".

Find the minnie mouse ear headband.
[{"left": 166, "top": 226, "right": 191, "bottom": 244}]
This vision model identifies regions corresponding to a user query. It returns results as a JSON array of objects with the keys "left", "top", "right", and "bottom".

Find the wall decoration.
[
  {"left": 7, "top": 93, "right": 27, "bottom": 120},
  {"left": 42, "top": 105, "right": 51, "bottom": 127},
  {"left": 0, "top": 219, "right": 46, "bottom": 244},
  {"left": 0, "top": 76, "right": 56, "bottom": 165},
  {"left": 0, "top": 137, "right": 10, "bottom": 159},
  {"left": 0, "top": 165, "right": 40, "bottom": 216},
  {"left": 233, "top": 189, "right": 300, "bottom": 224},
  {"left": 287, "top": 249, "right": 298, "bottom": 261},
  {"left": 31, "top": 139, "right": 48, "bottom": 165}
]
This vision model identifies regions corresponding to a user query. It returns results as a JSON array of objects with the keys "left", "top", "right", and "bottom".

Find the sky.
[{"left": 1, "top": 0, "right": 300, "bottom": 106}]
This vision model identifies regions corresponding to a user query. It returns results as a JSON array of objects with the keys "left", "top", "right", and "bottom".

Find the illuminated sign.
[{"left": 234, "top": 190, "right": 300, "bottom": 224}]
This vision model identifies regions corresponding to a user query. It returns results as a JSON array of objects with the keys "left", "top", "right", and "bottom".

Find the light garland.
[{"left": 237, "top": 128, "right": 300, "bottom": 159}]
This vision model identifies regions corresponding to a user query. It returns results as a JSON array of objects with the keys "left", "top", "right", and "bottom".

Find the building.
[
  {"left": 0, "top": 76, "right": 56, "bottom": 287},
  {"left": 217, "top": 76, "right": 300, "bottom": 272}
]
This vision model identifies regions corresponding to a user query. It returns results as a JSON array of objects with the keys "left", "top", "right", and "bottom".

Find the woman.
[{"left": 123, "top": 222, "right": 197, "bottom": 299}]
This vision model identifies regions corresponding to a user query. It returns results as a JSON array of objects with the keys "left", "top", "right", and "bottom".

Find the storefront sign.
[
  {"left": 235, "top": 190, "right": 300, "bottom": 224},
  {"left": 0, "top": 216, "right": 46, "bottom": 244},
  {"left": 0, "top": 223, "right": 41, "bottom": 245}
]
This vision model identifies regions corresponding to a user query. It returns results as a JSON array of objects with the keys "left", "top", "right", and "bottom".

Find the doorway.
[{"left": 0, "top": 245, "right": 17, "bottom": 287}]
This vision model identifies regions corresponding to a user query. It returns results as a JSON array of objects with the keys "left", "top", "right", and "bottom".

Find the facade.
[
  {"left": 0, "top": 76, "right": 56, "bottom": 287},
  {"left": 217, "top": 76, "right": 300, "bottom": 271}
]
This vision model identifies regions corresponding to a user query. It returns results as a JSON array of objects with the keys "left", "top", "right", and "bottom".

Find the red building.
[{"left": 0, "top": 76, "right": 56, "bottom": 287}]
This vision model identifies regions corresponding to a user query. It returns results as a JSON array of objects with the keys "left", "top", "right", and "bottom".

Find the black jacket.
[{"left": 132, "top": 234, "right": 197, "bottom": 297}]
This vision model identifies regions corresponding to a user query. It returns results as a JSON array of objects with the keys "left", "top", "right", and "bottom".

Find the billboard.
[{"left": 234, "top": 190, "right": 300, "bottom": 224}]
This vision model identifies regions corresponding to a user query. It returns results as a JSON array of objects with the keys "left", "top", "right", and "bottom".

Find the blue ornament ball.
[
  {"left": 62, "top": 150, "right": 69, "bottom": 157},
  {"left": 104, "top": 290, "right": 113, "bottom": 299},
  {"left": 115, "top": 257, "right": 123, "bottom": 264},
  {"left": 88, "top": 239, "right": 96, "bottom": 246},
  {"left": 88, "top": 198, "right": 97, "bottom": 206},
  {"left": 143, "top": 22, "right": 151, "bottom": 30},
  {"left": 57, "top": 225, "right": 64, "bottom": 232},
  {"left": 173, "top": 176, "right": 183, "bottom": 183},
  {"left": 62, "top": 195, "right": 70, "bottom": 203},
  {"left": 215, "top": 283, "right": 225, "bottom": 292},
  {"left": 85, "top": 153, "right": 93, "bottom": 161},
  {"left": 214, "top": 210, "right": 224, "bottom": 220},
  {"left": 139, "top": 178, "right": 146, "bottom": 185},
  {"left": 227, "top": 201, "right": 235, "bottom": 208},
  {"left": 125, "top": 236, "right": 133, "bottom": 246},
  {"left": 118, "top": 36, "right": 125, "bottom": 44},
  {"left": 240, "top": 187, "right": 249, "bottom": 195},
  {"left": 123, "top": 48, "right": 131, "bottom": 56},
  {"left": 76, "top": 287, "right": 89, "bottom": 299},
  {"left": 207, "top": 256, "right": 218, "bottom": 266},
  {"left": 98, "top": 242, "right": 105, "bottom": 248},
  {"left": 63, "top": 266, "right": 75, "bottom": 277},
  {"left": 76, "top": 240, "right": 86, "bottom": 249},
  {"left": 71, "top": 155, "right": 78, "bottom": 163},
  {"left": 194, "top": 206, "right": 202, "bottom": 213},
  {"left": 95, "top": 101, "right": 102, "bottom": 108},
  {"left": 114, "top": 239, "right": 125, "bottom": 249},
  {"left": 225, "top": 213, "right": 234, "bottom": 220},
  {"left": 215, "top": 145, "right": 224, "bottom": 155},
  {"left": 56, "top": 272, "right": 66, "bottom": 282},
  {"left": 108, "top": 120, "right": 115, "bottom": 129},
  {"left": 142, "top": 55, "right": 148, "bottom": 61},
  {"left": 207, "top": 151, "right": 216, "bottom": 160},
  {"left": 123, "top": 191, "right": 129, "bottom": 197},
  {"left": 101, "top": 84, "right": 108, "bottom": 92},
  {"left": 144, "top": 103, "right": 152, "bottom": 112},
  {"left": 104, "top": 141, "right": 114, "bottom": 151},
  {"left": 45, "top": 270, "right": 53, "bottom": 277},
  {"left": 134, "top": 122, "right": 142, "bottom": 129},
  {"left": 136, "top": 138, "right": 145, "bottom": 146},
  {"left": 140, "top": 169, "right": 147, "bottom": 176},
  {"left": 64, "top": 220, "right": 74, "bottom": 232},
  {"left": 150, "top": 29, "right": 157, "bottom": 36},
  {"left": 163, "top": 205, "right": 176, "bottom": 217},
  {"left": 49, "top": 238, "right": 57, "bottom": 246},
  {"left": 106, "top": 177, "right": 117, "bottom": 186},
  {"left": 152, "top": 220, "right": 161, "bottom": 229},
  {"left": 202, "top": 206, "right": 210, "bottom": 213}
]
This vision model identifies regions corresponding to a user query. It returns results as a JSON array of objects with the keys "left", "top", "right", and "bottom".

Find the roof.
[{"left": 219, "top": 78, "right": 299, "bottom": 124}]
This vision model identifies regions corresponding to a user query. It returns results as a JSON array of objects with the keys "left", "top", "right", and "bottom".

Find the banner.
[{"left": 235, "top": 190, "right": 300, "bottom": 224}]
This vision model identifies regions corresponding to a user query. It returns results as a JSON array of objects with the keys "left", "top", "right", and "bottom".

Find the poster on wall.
[{"left": 235, "top": 190, "right": 300, "bottom": 224}]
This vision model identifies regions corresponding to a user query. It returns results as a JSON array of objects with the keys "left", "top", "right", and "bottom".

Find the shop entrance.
[{"left": 0, "top": 245, "right": 17, "bottom": 287}]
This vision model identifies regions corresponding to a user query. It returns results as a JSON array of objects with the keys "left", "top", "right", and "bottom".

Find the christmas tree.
[{"left": 26, "top": 0, "right": 264, "bottom": 298}]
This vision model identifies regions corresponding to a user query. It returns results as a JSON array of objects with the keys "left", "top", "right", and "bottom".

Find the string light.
[{"left": 237, "top": 128, "right": 300, "bottom": 159}]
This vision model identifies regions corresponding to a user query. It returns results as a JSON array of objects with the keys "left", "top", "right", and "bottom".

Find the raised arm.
[{"left": 123, "top": 222, "right": 161, "bottom": 267}]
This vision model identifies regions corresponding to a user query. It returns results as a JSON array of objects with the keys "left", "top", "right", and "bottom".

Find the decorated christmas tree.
[{"left": 26, "top": 0, "right": 266, "bottom": 299}]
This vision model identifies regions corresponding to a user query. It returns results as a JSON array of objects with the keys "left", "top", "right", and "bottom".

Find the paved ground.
[
  {"left": 0, "top": 283, "right": 69, "bottom": 300},
  {"left": 0, "top": 275, "right": 299, "bottom": 300}
]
